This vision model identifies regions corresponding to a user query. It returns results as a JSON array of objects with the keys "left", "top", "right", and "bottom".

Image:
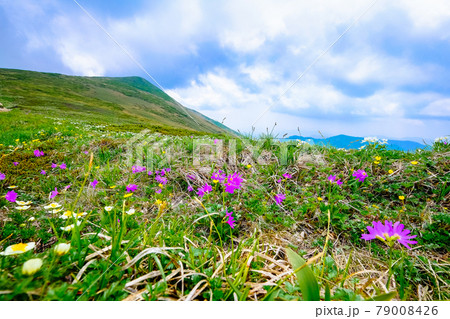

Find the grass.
[
  {"left": 0, "top": 68, "right": 235, "bottom": 136},
  {"left": 0, "top": 110, "right": 449, "bottom": 301}
]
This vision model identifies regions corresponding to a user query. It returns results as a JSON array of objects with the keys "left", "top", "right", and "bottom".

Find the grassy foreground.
[{"left": 0, "top": 111, "right": 449, "bottom": 301}]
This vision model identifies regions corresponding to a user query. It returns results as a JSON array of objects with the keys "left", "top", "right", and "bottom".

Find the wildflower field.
[{"left": 0, "top": 111, "right": 449, "bottom": 301}]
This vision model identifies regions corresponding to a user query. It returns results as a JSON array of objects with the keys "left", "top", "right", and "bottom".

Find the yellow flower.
[
  {"left": 162, "top": 151, "right": 166, "bottom": 154},
  {"left": 155, "top": 199, "right": 162, "bottom": 206},
  {"left": 246, "top": 164, "right": 252, "bottom": 169},
  {"left": 0, "top": 242, "right": 35, "bottom": 256},
  {"left": 375, "top": 156, "right": 381, "bottom": 161},
  {"left": 372, "top": 204, "right": 379, "bottom": 209},
  {"left": 123, "top": 193, "right": 133, "bottom": 198},
  {"left": 411, "top": 161, "right": 418, "bottom": 165},
  {"left": 54, "top": 243, "right": 71, "bottom": 256},
  {"left": 95, "top": 166, "right": 100, "bottom": 169},
  {"left": 60, "top": 211, "right": 73, "bottom": 219},
  {"left": 388, "top": 169, "right": 394, "bottom": 174},
  {"left": 373, "top": 161, "right": 380, "bottom": 165},
  {"left": 109, "top": 185, "right": 116, "bottom": 189},
  {"left": 22, "top": 258, "right": 43, "bottom": 275},
  {"left": 317, "top": 197, "right": 323, "bottom": 201},
  {"left": 399, "top": 195, "right": 405, "bottom": 200},
  {"left": 158, "top": 183, "right": 163, "bottom": 188}
]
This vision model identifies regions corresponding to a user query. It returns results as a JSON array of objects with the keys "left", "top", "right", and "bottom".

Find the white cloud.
[{"left": 421, "top": 99, "right": 450, "bottom": 116}]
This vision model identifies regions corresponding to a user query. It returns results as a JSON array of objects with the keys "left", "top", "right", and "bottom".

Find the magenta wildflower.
[
  {"left": 336, "top": 179, "right": 343, "bottom": 186},
  {"left": 91, "top": 179, "right": 98, "bottom": 189},
  {"left": 361, "top": 220, "right": 418, "bottom": 249},
  {"left": 40, "top": 170, "right": 46, "bottom": 175},
  {"left": 225, "top": 209, "right": 236, "bottom": 229},
  {"left": 187, "top": 174, "right": 196, "bottom": 180},
  {"left": 155, "top": 188, "right": 162, "bottom": 194},
  {"left": 274, "top": 193, "right": 286, "bottom": 205},
  {"left": 126, "top": 184, "right": 138, "bottom": 192},
  {"left": 13, "top": 162, "right": 18, "bottom": 166},
  {"left": 166, "top": 168, "right": 171, "bottom": 172},
  {"left": 224, "top": 172, "right": 243, "bottom": 194},
  {"left": 34, "top": 149, "right": 44, "bottom": 157},
  {"left": 155, "top": 175, "right": 168, "bottom": 185},
  {"left": 353, "top": 169, "right": 368, "bottom": 182},
  {"left": 51, "top": 163, "right": 57, "bottom": 168},
  {"left": 63, "top": 184, "right": 71, "bottom": 191},
  {"left": 197, "top": 183, "right": 213, "bottom": 198},
  {"left": 327, "top": 175, "right": 337, "bottom": 183},
  {"left": 277, "top": 178, "right": 282, "bottom": 183},
  {"left": 5, "top": 190, "right": 17, "bottom": 202},
  {"left": 148, "top": 170, "right": 153, "bottom": 175},
  {"left": 0, "top": 172, "right": 5, "bottom": 180},
  {"left": 214, "top": 139, "right": 218, "bottom": 144},
  {"left": 283, "top": 173, "right": 292, "bottom": 179},
  {"left": 50, "top": 187, "right": 58, "bottom": 199},
  {"left": 211, "top": 171, "right": 226, "bottom": 183},
  {"left": 187, "top": 186, "right": 194, "bottom": 192},
  {"left": 132, "top": 165, "right": 146, "bottom": 173},
  {"left": 59, "top": 163, "right": 67, "bottom": 169},
  {"left": 83, "top": 151, "right": 89, "bottom": 155}
]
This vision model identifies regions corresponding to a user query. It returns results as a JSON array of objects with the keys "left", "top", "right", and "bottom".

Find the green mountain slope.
[{"left": 0, "top": 68, "right": 234, "bottom": 135}]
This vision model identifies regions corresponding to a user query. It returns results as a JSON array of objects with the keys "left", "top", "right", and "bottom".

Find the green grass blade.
[{"left": 286, "top": 247, "right": 320, "bottom": 301}]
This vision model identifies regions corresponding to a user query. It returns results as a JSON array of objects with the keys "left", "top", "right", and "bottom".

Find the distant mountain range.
[{"left": 283, "top": 134, "right": 429, "bottom": 152}]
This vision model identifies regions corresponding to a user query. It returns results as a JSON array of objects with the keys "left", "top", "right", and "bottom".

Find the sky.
[{"left": 1, "top": 0, "right": 449, "bottom": 141}]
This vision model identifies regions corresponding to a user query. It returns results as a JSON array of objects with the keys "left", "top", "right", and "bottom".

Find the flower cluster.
[
  {"left": 361, "top": 220, "right": 417, "bottom": 249},
  {"left": 352, "top": 169, "right": 368, "bottom": 182},
  {"left": 132, "top": 165, "right": 146, "bottom": 173},
  {"left": 362, "top": 137, "right": 388, "bottom": 144},
  {"left": 225, "top": 209, "right": 236, "bottom": 229},
  {"left": 34, "top": 149, "right": 44, "bottom": 157},
  {"left": 328, "top": 175, "right": 343, "bottom": 186}
]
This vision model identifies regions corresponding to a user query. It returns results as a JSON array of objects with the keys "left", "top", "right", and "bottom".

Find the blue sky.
[{"left": 1, "top": 0, "right": 449, "bottom": 141}]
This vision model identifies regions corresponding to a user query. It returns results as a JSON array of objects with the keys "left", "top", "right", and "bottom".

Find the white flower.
[
  {"left": 54, "top": 243, "right": 71, "bottom": 256},
  {"left": 44, "top": 202, "right": 62, "bottom": 209},
  {"left": 60, "top": 211, "right": 73, "bottom": 219},
  {"left": 15, "top": 205, "right": 31, "bottom": 211},
  {"left": 362, "top": 137, "right": 380, "bottom": 144},
  {"left": 28, "top": 217, "right": 35, "bottom": 222},
  {"left": 16, "top": 201, "right": 32, "bottom": 206},
  {"left": 0, "top": 242, "right": 35, "bottom": 256},
  {"left": 60, "top": 221, "right": 81, "bottom": 231},
  {"left": 104, "top": 206, "right": 113, "bottom": 212},
  {"left": 22, "top": 258, "right": 43, "bottom": 275},
  {"left": 126, "top": 208, "right": 136, "bottom": 215},
  {"left": 7, "top": 185, "right": 18, "bottom": 189},
  {"left": 73, "top": 212, "right": 87, "bottom": 219},
  {"left": 48, "top": 208, "right": 63, "bottom": 214}
]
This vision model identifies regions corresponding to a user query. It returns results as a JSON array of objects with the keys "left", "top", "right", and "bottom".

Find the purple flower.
[
  {"left": 126, "top": 184, "right": 138, "bottom": 192},
  {"left": 211, "top": 171, "right": 226, "bottom": 184},
  {"left": 353, "top": 169, "right": 368, "bottom": 182},
  {"left": 91, "top": 179, "right": 98, "bottom": 189},
  {"left": 327, "top": 175, "right": 337, "bottom": 183},
  {"left": 13, "top": 162, "right": 19, "bottom": 166},
  {"left": 0, "top": 172, "right": 5, "bottom": 180},
  {"left": 155, "top": 175, "right": 168, "bottom": 185},
  {"left": 274, "top": 193, "right": 286, "bottom": 205},
  {"left": 50, "top": 187, "right": 58, "bottom": 199},
  {"left": 225, "top": 209, "right": 236, "bottom": 229},
  {"left": 59, "top": 163, "right": 67, "bottom": 170},
  {"left": 187, "top": 186, "right": 194, "bottom": 192},
  {"left": 224, "top": 172, "right": 243, "bottom": 194},
  {"left": 276, "top": 178, "right": 282, "bottom": 183},
  {"left": 187, "top": 174, "right": 196, "bottom": 180},
  {"left": 132, "top": 165, "right": 146, "bottom": 173},
  {"left": 40, "top": 170, "right": 46, "bottom": 175},
  {"left": 166, "top": 168, "right": 171, "bottom": 172},
  {"left": 361, "top": 220, "right": 418, "bottom": 249},
  {"left": 155, "top": 188, "right": 162, "bottom": 194},
  {"left": 34, "top": 149, "right": 44, "bottom": 157},
  {"left": 5, "top": 190, "right": 17, "bottom": 202},
  {"left": 214, "top": 139, "right": 218, "bottom": 144},
  {"left": 148, "top": 170, "right": 153, "bottom": 175},
  {"left": 63, "top": 184, "right": 71, "bottom": 191},
  {"left": 51, "top": 163, "right": 57, "bottom": 168},
  {"left": 197, "top": 183, "right": 213, "bottom": 198},
  {"left": 83, "top": 151, "right": 89, "bottom": 155},
  {"left": 336, "top": 179, "right": 343, "bottom": 186},
  {"left": 283, "top": 173, "right": 292, "bottom": 179}
]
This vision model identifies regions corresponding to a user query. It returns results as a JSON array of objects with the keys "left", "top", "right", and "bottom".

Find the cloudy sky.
[{"left": 1, "top": 0, "right": 449, "bottom": 140}]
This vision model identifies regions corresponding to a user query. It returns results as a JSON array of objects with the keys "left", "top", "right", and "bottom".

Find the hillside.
[{"left": 0, "top": 68, "right": 234, "bottom": 136}]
